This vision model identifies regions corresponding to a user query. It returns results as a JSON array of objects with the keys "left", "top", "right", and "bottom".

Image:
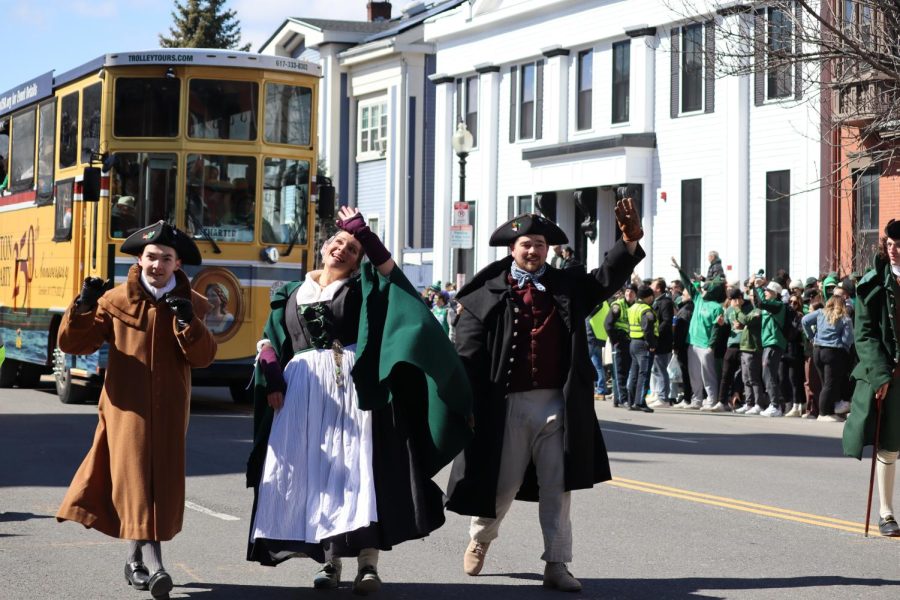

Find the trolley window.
[
  {"left": 185, "top": 154, "right": 256, "bottom": 242},
  {"left": 10, "top": 109, "right": 36, "bottom": 193},
  {"left": 59, "top": 92, "right": 78, "bottom": 169},
  {"left": 0, "top": 118, "right": 9, "bottom": 186},
  {"left": 264, "top": 83, "right": 312, "bottom": 146},
  {"left": 54, "top": 178, "right": 74, "bottom": 241},
  {"left": 261, "top": 157, "right": 308, "bottom": 245},
  {"left": 36, "top": 100, "right": 56, "bottom": 204},
  {"left": 188, "top": 80, "right": 258, "bottom": 141},
  {"left": 109, "top": 153, "right": 177, "bottom": 238},
  {"left": 81, "top": 83, "right": 101, "bottom": 164},
  {"left": 114, "top": 77, "right": 180, "bottom": 138}
]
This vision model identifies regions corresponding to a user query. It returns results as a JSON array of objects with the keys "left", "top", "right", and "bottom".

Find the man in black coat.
[
  {"left": 447, "top": 200, "right": 644, "bottom": 592},
  {"left": 649, "top": 278, "right": 675, "bottom": 407}
]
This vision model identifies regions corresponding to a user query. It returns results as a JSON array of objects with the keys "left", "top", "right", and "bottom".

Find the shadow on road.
[
  {"left": 601, "top": 419, "right": 849, "bottom": 458},
  {"left": 176, "top": 575, "right": 900, "bottom": 599},
  {"left": 0, "top": 511, "right": 53, "bottom": 523},
  {"left": 0, "top": 408, "right": 253, "bottom": 488}
]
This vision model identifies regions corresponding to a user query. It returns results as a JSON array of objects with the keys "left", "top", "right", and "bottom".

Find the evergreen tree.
[{"left": 159, "top": 0, "right": 251, "bottom": 51}]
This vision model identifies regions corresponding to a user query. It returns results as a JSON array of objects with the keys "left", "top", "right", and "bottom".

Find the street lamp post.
[{"left": 451, "top": 121, "right": 474, "bottom": 288}]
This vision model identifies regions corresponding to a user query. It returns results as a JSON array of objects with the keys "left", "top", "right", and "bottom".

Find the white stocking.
[{"left": 877, "top": 449, "right": 899, "bottom": 519}]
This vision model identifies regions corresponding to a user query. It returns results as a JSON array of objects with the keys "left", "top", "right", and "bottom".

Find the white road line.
[
  {"left": 184, "top": 501, "right": 241, "bottom": 521},
  {"left": 602, "top": 427, "right": 699, "bottom": 444}
]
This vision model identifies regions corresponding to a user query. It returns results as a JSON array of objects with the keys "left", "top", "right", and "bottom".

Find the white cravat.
[
  {"left": 140, "top": 272, "right": 176, "bottom": 300},
  {"left": 892, "top": 265, "right": 900, "bottom": 279}
]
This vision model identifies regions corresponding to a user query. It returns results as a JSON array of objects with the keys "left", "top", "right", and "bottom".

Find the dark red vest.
[{"left": 507, "top": 276, "right": 566, "bottom": 392}]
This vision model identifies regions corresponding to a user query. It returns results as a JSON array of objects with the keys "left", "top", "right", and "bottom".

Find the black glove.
[
  {"left": 76, "top": 277, "right": 107, "bottom": 310},
  {"left": 163, "top": 294, "right": 195, "bottom": 329}
]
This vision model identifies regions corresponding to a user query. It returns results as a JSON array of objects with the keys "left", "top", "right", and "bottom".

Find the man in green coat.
[{"left": 843, "top": 220, "right": 900, "bottom": 537}]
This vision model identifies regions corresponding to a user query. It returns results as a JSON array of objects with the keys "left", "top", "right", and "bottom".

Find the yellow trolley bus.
[{"left": 0, "top": 49, "right": 327, "bottom": 403}]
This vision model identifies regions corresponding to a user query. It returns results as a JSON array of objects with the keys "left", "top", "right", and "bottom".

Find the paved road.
[{"left": 1, "top": 383, "right": 899, "bottom": 599}]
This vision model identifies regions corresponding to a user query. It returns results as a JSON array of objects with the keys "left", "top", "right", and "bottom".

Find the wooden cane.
[{"left": 864, "top": 395, "right": 884, "bottom": 537}]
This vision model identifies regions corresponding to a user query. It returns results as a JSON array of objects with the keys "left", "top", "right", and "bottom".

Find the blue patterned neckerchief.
[{"left": 510, "top": 263, "right": 548, "bottom": 292}]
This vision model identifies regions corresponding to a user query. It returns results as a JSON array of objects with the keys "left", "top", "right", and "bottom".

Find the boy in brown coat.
[{"left": 56, "top": 221, "right": 217, "bottom": 598}]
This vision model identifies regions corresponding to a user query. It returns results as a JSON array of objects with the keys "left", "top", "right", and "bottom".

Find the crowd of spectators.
[{"left": 586, "top": 249, "right": 860, "bottom": 421}]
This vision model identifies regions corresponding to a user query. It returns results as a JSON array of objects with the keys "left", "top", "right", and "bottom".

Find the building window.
[
  {"left": 681, "top": 179, "right": 702, "bottom": 277},
  {"left": 519, "top": 62, "right": 536, "bottom": 139},
  {"left": 854, "top": 170, "right": 880, "bottom": 271},
  {"left": 681, "top": 23, "right": 704, "bottom": 113},
  {"left": 457, "top": 76, "right": 479, "bottom": 147},
  {"left": 507, "top": 194, "right": 533, "bottom": 219},
  {"left": 767, "top": 7, "right": 793, "bottom": 100},
  {"left": 577, "top": 49, "right": 593, "bottom": 130},
  {"left": 358, "top": 98, "right": 388, "bottom": 157},
  {"left": 612, "top": 42, "right": 629, "bottom": 124},
  {"left": 765, "top": 170, "right": 791, "bottom": 277}
]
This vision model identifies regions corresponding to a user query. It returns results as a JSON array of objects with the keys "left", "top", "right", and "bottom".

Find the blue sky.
[{"left": 1, "top": 0, "right": 364, "bottom": 88}]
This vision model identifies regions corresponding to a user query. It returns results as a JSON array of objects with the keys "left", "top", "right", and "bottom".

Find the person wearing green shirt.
[
  {"left": 671, "top": 257, "right": 725, "bottom": 410},
  {"left": 751, "top": 278, "right": 788, "bottom": 417}
]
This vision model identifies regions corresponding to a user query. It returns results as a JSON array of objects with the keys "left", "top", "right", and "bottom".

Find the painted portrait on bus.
[{"left": 190, "top": 267, "right": 242, "bottom": 342}]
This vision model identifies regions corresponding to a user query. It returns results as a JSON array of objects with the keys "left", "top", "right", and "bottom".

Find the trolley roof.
[{"left": 1, "top": 49, "right": 321, "bottom": 118}]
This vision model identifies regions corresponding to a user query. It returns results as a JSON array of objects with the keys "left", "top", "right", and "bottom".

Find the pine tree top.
[{"left": 159, "top": 0, "right": 251, "bottom": 51}]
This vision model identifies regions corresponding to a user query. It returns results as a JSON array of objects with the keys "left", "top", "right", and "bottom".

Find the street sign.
[
  {"left": 453, "top": 201, "right": 469, "bottom": 226},
  {"left": 450, "top": 224, "right": 473, "bottom": 249}
]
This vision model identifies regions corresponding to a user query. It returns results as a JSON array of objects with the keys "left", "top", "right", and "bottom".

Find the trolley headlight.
[{"left": 262, "top": 246, "right": 280, "bottom": 264}]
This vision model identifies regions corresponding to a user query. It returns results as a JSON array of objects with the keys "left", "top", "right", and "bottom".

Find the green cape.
[{"left": 247, "top": 263, "right": 472, "bottom": 484}]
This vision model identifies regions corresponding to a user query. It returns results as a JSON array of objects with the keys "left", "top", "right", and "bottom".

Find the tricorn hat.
[
  {"left": 489, "top": 213, "right": 568, "bottom": 247},
  {"left": 120, "top": 220, "right": 202, "bottom": 265},
  {"left": 886, "top": 219, "right": 900, "bottom": 240}
]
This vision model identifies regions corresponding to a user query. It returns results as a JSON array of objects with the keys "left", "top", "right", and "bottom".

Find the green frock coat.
[{"left": 843, "top": 257, "right": 900, "bottom": 458}]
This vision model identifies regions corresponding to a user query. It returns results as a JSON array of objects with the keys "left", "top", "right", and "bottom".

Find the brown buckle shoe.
[
  {"left": 543, "top": 562, "right": 582, "bottom": 592},
  {"left": 463, "top": 540, "right": 490, "bottom": 576}
]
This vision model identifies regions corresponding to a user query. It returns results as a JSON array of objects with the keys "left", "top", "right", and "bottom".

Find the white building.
[
  {"left": 261, "top": 1, "right": 469, "bottom": 288},
  {"left": 424, "top": 0, "right": 824, "bottom": 285}
]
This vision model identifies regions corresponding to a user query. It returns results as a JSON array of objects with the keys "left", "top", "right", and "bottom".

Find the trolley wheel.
[
  {"left": 53, "top": 349, "right": 88, "bottom": 404},
  {"left": 17, "top": 362, "right": 44, "bottom": 388},
  {"left": 229, "top": 382, "right": 253, "bottom": 404},
  {"left": 0, "top": 358, "right": 18, "bottom": 388}
]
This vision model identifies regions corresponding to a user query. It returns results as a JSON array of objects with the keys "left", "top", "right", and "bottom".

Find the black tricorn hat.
[
  {"left": 489, "top": 213, "right": 568, "bottom": 247},
  {"left": 120, "top": 220, "right": 202, "bottom": 265},
  {"left": 886, "top": 219, "right": 900, "bottom": 240}
]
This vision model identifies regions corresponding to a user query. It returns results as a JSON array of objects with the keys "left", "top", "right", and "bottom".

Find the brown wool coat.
[{"left": 56, "top": 265, "right": 217, "bottom": 541}]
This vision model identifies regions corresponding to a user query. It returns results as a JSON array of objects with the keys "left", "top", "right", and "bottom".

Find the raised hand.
[
  {"left": 670, "top": 256, "right": 680, "bottom": 270},
  {"left": 335, "top": 206, "right": 391, "bottom": 267},
  {"left": 614, "top": 197, "right": 643, "bottom": 242},
  {"left": 76, "top": 277, "right": 108, "bottom": 310}
]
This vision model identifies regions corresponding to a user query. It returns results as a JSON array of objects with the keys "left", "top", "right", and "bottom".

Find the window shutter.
[
  {"left": 670, "top": 28, "right": 680, "bottom": 118},
  {"left": 794, "top": 0, "right": 802, "bottom": 100},
  {"left": 704, "top": 20, "right": 715, "bottom": 113},
  {"left": 509, "top": 66, "right": 518, "bottom": 143},
  {"left": 754, "top": 9, "right": 765, "bottom": 106},
  {"left": 535, "top": 60, "right": 544, "bottom": 139}
]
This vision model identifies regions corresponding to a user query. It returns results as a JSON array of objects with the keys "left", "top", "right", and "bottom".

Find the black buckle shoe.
[
  {"left": 124, "top": 561, "right": 150, "bottom": 591},
  {"left": 879, "top": 515, "right": 900, "bottom": 537},
  {"left": 147, "top": 569, "right": 173, "bottom": 599}
]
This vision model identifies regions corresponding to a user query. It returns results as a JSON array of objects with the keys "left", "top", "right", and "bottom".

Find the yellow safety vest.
[
  {"left": 613, "top": 298, "right": 630, "bottom": 333},
  {"left": 628, "top": 302, "right": 658, "bottom": 339},
  {"left": 589, "top": 301, "right": 609, "bottom": 342}
]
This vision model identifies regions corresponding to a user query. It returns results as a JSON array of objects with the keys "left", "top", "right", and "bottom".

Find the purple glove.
[
  {"left": 258, "top": 346, "right": 286, "bottom": 395},
  {"left": 336, "top": 212, "right": 391, "bottom": 267}
]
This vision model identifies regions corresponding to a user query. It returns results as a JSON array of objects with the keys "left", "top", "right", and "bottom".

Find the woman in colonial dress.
[{"left": 246, "top": 207, "right": 473, "bottom": 593}]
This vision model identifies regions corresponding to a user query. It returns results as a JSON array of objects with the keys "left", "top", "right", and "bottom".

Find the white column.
[
  {"left": 430, "top": 75, "right": 456, "bottom": 284},
  {"left": 319, "top": 48, "right": 344, "bottom": 196},
  {"left": 539, "top": 47, "right": 570, "bottom": 144},
  {"left": 626, "top": 28, "right": 657, "bottom": 133},
  {"left": 721, "top": 12, "right": 751, "bottom": 281},
  {"left": 476, "top": 66, "right": 501, "bottom": 271}
]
